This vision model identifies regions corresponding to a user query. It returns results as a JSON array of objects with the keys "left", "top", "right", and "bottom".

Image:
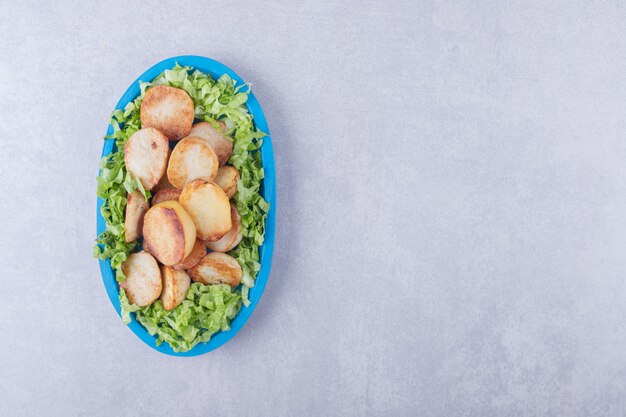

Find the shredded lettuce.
[
  {"left": 122, "top": 283, "right": 241, "bottom": 352},
  {"left": 93, "top": 94, "right": 149, "bottom": 281},
  {"left": 119, "top": 288, "right": 141, "bottom": 324},
  {"left": 96, "top": 64, "right": 268, "bottom": 352}
]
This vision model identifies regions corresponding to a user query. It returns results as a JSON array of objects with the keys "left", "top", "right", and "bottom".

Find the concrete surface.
[{"left": 0, "top": 1, "right": 625, "bottom": 416}]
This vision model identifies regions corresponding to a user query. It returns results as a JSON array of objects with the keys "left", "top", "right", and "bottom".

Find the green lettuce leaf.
[
  {"left": 126, "top": 283, "right": 242, "bottom": 352},
  {"left": 119, "top": 288, "right": 142, "bottom": 324}
]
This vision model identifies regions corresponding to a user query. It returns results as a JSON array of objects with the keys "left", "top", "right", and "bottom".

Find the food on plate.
[
  {"left": 188, "top": 252, "right": 242, "bottom": 287},
  {"left": 95, "top": 65, "right": 270, "bottom": 352},
  {"left": 188, "top": 121, "right": 233, "bottom": 166},
  {"left": 179, "top": 179, "right": 231, "bottom": 241},
  {"left": 166, "top": 136, "right": 219, "bottom": 189},
  {"left": 120, "top": 252, "right": 162, "bottom": 307},
  {"left": 151, "top": 187, "right": 182, "bottom": 206},
  {"left": 160, "top": 266, "right": 191, "bottom": 310},
  {"left": 143, "top": 201, "right": 197, "bottom": 265},
  {"left": 205, "top": 203, "right": 242, "bottom": 252},
  {"left": 172, "top": 239, "right": 206, "bottom": 271},
  {"left": 124, "top": 127, "right": 169, "bottom": 190},
  {"left": 140, "top": 85, "right": 194, "bottom": 140},
  {"left": 124, "top": 190, "right": 149, "bottom": 242},
  {"left": 213, "top": 165, "right": 239, "bottom": 198}
]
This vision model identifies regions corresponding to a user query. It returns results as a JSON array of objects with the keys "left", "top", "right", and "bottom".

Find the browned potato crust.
[
  {"left": 204, "top": 203, "right": 243, "bottom": 252},
  {"left": 151, "top": 187, "right": 182, "bottom": 206},
  {"left": 124, "top": 128, "right": 169, "bottom": 190},
  {"left": 188, "top": 252, "right": 242, "bottom": 287},
  {"left": 160, "top": 266, "right": 191, "bottom": 310},
  {"left": 166, "top": 136, "right": 218, "bottom": 189},
  {"left": 213, "top": 165, "right": 239, "bottom": 199},
  {"left": 121, "top": 252, "right": 162, "bottom": 307},
  {"left": 143, "top": 201, "right": 196, "bottom": 265},
  {"left": 179, "top": 180, "right": 231, "bottom": 241},
  {"left": 124, "top": 190, "right": 149, "bottom": 242},
  {"left": 140, "top": 85, "right": 194, "bottom": 140},
  {"left": 172, "top": 239, "right": 206, "bottom": 271},
  {"left": 188, "top": 121, "right": 233, "bottom": 166}
]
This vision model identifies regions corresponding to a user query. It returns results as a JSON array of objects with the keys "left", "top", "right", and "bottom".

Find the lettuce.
[
  {"left": 128, "top": 283, "right": 241, "bottom": 352},
  {"left": 93, "top": 95, "right": 148, "bottom": 281},
  {"left": 96, "top": 64, "right": 268, "bottom": 352},
  {"left": 119, "top": 288, "right": 141, "bottom": 324},
  {"left": 119, "top": 284, "right": 241, "bottom": 352}
]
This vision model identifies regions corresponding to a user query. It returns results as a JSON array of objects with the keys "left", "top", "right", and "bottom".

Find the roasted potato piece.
[
  {"left": 124, "top": 190, "right": 149, "bottom": 242},
  {"left": 152, "top": 161, "right": 174, "bottom": 192},
  {"left": 166, "top": 136, "right": 218, "bottom": 189},
  {"left": 179, "top": 180, "right": 231, "bottom": 241},
  {"left": 214, "top": 166, "right": 239, "bottom": 199},
  {"left": 124, "top": 128, "right": 169, "bottom": 190},
  {"left": 172, "top": 239, "right": 206, "bottom": 271},
  {"left": 140, "top": 85, "right": 194, "bottom": 140},
  {"left": 143, "top": 201, "right": 197, "bottom": 265},
  {"left": 160, "top": 266, "right": 191, "bottom": 310},
  {"left": 120, "top": 252, "right": 162, "bottom": 307},
  {"left": 205, "top": 203, "right": 243, "bottom": 252},
  {"left": 188, "top": 121, "right": 233, "bottom": 166},
  {"left": 188, "top": 252, "right": 242, "bottom": 287},
  {"left": 151, "top": 187, "right": 182, "bottom": 206}
]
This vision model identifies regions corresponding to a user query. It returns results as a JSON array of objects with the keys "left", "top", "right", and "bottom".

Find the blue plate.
[{"left": 96, "top": 56, "right": 275, "bottom": 356}]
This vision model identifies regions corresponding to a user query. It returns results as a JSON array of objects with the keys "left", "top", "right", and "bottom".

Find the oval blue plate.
[{"left": 96, "top": 56, "right": 275, "bottom": 356}]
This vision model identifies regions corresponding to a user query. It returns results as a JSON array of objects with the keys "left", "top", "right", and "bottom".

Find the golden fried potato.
[
  {"left": 179, "top": 180, "right": 231, "bottom": 241},
  {"left": 172, "top": 239, "right": 206, "bottom": 271},
  {"left": 188, "top": 252, "right": 242, "bottom": 287},
  {"left": 143, "top": 201, "right": 196, "bottom": 265},
  {"left": 188, "top": 121, "right": 233, "bottom": 166},
  {"left": 151, "top": 187, "right": 182, "bottom": 206},
  {"left": 124, "top": 128, "right": 169, "bottom": 190},
  {"left": 205, "top": 203, "right": 243, "bottom": 252},
  {"left": 140, "top": 85, "right": 194, "bottom": 140},
  {"left": 213, "top": 165, "right": 239, "bottom": 199},
  {"left": 124, "top": 190, "right": 149, "bottom": 243},
  {"left": 152, "top": 158, "right": 174, "bottom": 192},
  {"left": 160, "top": 266, "right": 191, "bottom": 311},
  {"left": 166, "top": 136, "right": 218, "bottom": 189},
  {"left": 121, "top": 252, "right": 162, "bottom": 307}
]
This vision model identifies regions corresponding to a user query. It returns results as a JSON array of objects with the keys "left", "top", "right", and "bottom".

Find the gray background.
[{"left": 0, "top": 0, "right": 625, "bottom": 416}]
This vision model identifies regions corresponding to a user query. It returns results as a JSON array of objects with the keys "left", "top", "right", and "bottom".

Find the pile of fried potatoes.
[{"left": 120, "top": 85, "right": 245, "bottom": 311}]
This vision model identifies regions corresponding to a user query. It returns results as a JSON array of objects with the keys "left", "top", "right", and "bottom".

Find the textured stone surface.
[{"left": 0, "top": 1, "right": 625, "bottom": 416}]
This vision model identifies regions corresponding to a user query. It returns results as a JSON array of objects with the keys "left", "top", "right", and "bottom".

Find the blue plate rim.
[{"left": 96, "top": 55, "right": 276, "bottom": 356}]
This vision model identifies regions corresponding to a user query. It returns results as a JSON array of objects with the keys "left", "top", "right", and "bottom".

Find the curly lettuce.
[
  {"left": 93, "top": 96, "right": 148, "bottom": 281},
  {"left": 121, "top": 284, "right": 241, "bottom": 352},
  {"left": 95, "top": 64, "right": 268, "bottom": 352}
]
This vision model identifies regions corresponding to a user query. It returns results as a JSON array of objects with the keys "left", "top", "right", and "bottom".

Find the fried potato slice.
[
  {"left": 188, "top": 121, "right": 233, "bottom": 166},
  {"left": 121, "top": 252, "right": 162, "bottom": 307},
  {"left": 124, "top": 128, "right": 169, "bottom": 190},
  {"left": 166, "top": 136, "right": 218, "bottom": 189},
  {"left": 179, "top": 180, "right": 231, "bottom": 241},
  {"left": 124, "top": 190, "right": 149, "bottom": 243},
  {"left": 188, "top": 252, "right": 242, "bottom": 287},
  {"left": 205, "top": 203, "right": 243, "bottom": 252},
  {"left": 160, "top": 266, "right": 191, "bottom": 311},
  {"left": 151, "top": 187, "right": 182, "bottom": 206},
  {"left": 143, "top": 201, "right": 196, "bottom": 265},
  {"left": 213, "top": 165, "right": 239, "bottom": 199},
  {"left": 152, "top": 158, "right": 174, "bottom": 192},
  {"left": 172, "top": 239, "right": 206, "bottom": 271},
  {"left": 140, "top": 85, "right": 194, "bottom": 140}
]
